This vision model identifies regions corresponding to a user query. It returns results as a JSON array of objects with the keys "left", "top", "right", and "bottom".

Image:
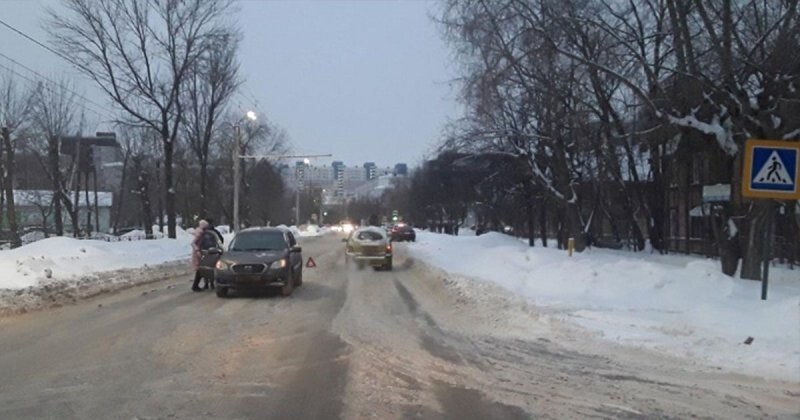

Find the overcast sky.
[{"left": 0, "top": 0, "right": 460, "bottom": 168}]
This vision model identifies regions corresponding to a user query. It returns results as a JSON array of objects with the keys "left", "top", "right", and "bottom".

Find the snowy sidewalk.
[{"left": 408, "top": 231, "right": 800, "bottom": 382}]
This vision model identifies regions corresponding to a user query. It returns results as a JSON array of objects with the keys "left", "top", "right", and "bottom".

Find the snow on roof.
[
  {"left": 14, "top": 190, "right": 113, "bottom": 207},
  {"left": 354, "top": 226, "right": 387, "bottom": 237}
]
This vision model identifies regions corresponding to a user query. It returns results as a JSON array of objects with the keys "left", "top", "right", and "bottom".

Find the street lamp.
[{"left": 233, "top": 111, "right": 257, "bottom": 233}]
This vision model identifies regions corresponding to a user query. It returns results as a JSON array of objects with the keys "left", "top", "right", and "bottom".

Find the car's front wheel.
[
  {"left": 216, "top": 287, "right": 229, "bottom": 298},
  {"left": 281, "top": 272, "right": 295, "bottom": 296}
]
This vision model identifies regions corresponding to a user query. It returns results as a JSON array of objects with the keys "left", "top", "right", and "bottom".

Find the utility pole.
[
  {"left": 232, "top": 123, "right": 241, "bottom": 233},
  {"left": 319, "top": 188, "right": 325, "bottom": 225},
  {"left": 295, "top": 181, "right": 301, "bottom": 226},
  {"left": 295, "top": 158, "right": 310, "bottom": 226}
]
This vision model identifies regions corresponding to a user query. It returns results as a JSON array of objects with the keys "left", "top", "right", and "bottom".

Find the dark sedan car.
[
  {"left": 213, "top": 227, "right": 303, "bottom": 297},
  {"left": 390, "top": 224, "right": 416, "bottom": 242}
]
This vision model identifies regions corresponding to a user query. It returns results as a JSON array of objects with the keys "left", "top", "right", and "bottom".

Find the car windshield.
[{"left": 229, "top": 232, "right": 286, "bottom": 252}]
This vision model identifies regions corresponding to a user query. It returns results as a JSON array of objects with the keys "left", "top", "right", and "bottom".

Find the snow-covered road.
[{"left": 0, "top": 234, "right": 797, "bottom": 418}]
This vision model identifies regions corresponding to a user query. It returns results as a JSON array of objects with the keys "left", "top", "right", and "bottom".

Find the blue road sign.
[
  {"left": 743, "top": 140, "right": 800, "bottom": 199},
  {"left": 751, "top": 147, "right": 796, "bottom": 191}
]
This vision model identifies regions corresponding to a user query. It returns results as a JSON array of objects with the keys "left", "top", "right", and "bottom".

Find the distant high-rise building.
[
  {"left": 332, "top": 161, "right": 346, "bottom": 196},
  {"left": 363, "top": 162, "right": 377, "bottom": 180},
  {"left": 295, "top": 161, "right": 307, "bottom": 188},
  {"left": 394, "top": 163, "right": 408, "bottom": 176}
]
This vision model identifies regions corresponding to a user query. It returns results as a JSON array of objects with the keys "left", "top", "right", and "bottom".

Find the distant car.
[
  {"left": 344, "top": 227, "right": 392, "bottom": 271},
  {"left": 213, "top": 227, "right": 303, "bottom": 297},
  {"left": 338, "top": 220, "right": 356, "bottom": 234},
  {"left": 390, "top": 224, "right": 416, "bottom": 242},
  {"left": 113, "top": 226, "right": 141, "bottom": 236}
]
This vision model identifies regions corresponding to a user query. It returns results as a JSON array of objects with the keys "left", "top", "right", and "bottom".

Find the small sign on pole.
[
  {"left": 702, "top": 184, "right": 731, "bottom": 202},
  {"left": 742, "top": 139, "right": 800, "bottom": 300}
]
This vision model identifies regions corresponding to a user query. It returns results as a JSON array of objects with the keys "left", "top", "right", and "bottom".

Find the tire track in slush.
[{"left": 392, "top": 277, "right": 529, "bottom": 419}]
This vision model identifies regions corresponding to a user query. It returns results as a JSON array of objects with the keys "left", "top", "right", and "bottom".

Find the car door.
[
  {"left": 286, "top": 232, "right": 302, "bottom": 273},
  {"left": 198, "top": 232, "right": 222, "bottom": 275}
]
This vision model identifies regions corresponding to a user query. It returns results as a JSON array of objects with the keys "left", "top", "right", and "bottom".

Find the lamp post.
[
  {"left": 233, "top": 111, "right": 257, "bottom": 233},
  {"left": 295, "top": 158, "right": 310, "bottom": 226}
]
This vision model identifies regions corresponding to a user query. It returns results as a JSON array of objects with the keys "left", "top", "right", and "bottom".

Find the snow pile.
[
  {"left": 408, "top": 231, "right": 800, "bottom": 381},
  {"left": 297, "top": 224, "right": 332, "bottom": 237},
  {"left": 274, "top": 224, "right": 331, "bottom": 238},
  {"left": 0, "top": 235, "right": 193, "bottom": 291}
]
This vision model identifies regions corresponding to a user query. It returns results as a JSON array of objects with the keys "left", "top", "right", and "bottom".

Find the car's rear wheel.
[
  {"left": 216, "top": 287, "right": 229, "bottom": 298},
  {"left": 281, "top": 272, "right": 295, "bottom": 296}
]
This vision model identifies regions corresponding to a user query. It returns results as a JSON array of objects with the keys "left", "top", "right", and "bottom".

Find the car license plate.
[{"left": 237, "top": 274, "right": 261, "bottom": 282}]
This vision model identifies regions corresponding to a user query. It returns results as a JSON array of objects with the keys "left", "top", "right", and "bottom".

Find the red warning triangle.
[{"left": 306, "top": 257, "right": 317, "bottom": 268}]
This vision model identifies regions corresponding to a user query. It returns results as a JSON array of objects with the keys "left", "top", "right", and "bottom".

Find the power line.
[
  {"left": 0, "top": 52, "right": 111, "bottom": 116},
  {"left": 0, "top": 19, "right": 74, "bottom": 66},
  {"left": 0, "top": 61, "right": 109, "bottom": 121},
  {"left": 0, "top": 18, "right": 115, "bottom": 120}
]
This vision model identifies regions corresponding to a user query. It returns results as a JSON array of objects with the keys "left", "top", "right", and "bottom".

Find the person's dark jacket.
[{"left": 210, "top": 227, "right": 224, "bottom": 244}]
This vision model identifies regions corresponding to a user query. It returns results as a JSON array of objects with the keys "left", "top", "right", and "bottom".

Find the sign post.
[{"left": 742, "top": 139, "right": 800, "bottom": 300}]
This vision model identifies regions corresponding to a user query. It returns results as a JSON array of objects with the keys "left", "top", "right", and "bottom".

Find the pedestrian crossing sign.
[{"left": 743, "top": 139, "right": 800, "bottom": 199}]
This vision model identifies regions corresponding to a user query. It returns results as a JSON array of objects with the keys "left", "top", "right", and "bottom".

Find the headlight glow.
[
  {"left": 273, "top": 259, "right": 288, "bottom": 269},
  {"left": 215, "top": 260, "right": 229, "bottom": 270}
]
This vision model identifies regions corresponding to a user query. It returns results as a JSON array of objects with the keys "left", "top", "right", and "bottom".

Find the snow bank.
[
  {"left": 409, "top": 231, "right": 800, "bottom": 381},
  {"left": 274, "top": 224, "right": 331, "bottom": 238},
  {"left": 0, "top": 235, "right": 193, "bottom": 291}
]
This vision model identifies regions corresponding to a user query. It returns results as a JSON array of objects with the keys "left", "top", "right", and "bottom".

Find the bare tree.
[
  {"left": 0, "top": 71, "right": 33, "bottom": 248},
  {"left": 27, "top": 78, "right": 86, "bottom": 236},
  {"left": 181, "top": 31, "right": 242, "bottom": 217},
  {"left": 46, "top": 0, "right": 237, "bottom": 239},
  {"left": 438, "top": 0, "right": 800, "bottom": 276},
  {"left": 123, "top": 128, "right": 160, "bottom": 238},
  {"left": 440, "top": 0, "right": 594, "bottom": 249}
]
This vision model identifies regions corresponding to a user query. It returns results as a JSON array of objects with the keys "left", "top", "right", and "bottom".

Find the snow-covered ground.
[
  {"left": 408, "top": 230, "right": 800, "bottom": 382},
  {"left": 0, "top": 224, "right": 329, "bottom": 297},
  {"left": 0, "top": 230, "right": 195, "bottom": 291}
]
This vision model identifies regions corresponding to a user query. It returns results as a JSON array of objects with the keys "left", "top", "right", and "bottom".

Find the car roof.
[{"left": 239, "top": 227, "right": 288, "bottom": 234}]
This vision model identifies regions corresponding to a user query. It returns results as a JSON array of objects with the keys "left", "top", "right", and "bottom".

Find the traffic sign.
[
  {"left": 306, "top": 257, "right": 317, "bottom": 268},
  {"left": 743, "top": 139, "right": 800, "bottom": 199}
]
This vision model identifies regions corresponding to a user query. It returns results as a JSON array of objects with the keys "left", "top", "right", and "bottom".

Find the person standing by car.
[
  {"left": 205, "top": 218, "right": 224, "bottom": 246},
  {"left": 191, "top": 220, "right": 208, "bottom": 291},
  {"left": 191, "top": 220, "right": 221, "bottom": 291}
]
